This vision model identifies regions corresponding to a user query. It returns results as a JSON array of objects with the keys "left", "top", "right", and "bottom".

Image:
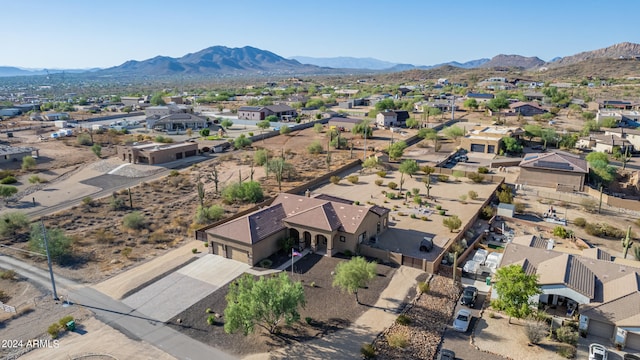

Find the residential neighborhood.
[{"left": 2, "top": 13, "right": 640, "bottom": 360}]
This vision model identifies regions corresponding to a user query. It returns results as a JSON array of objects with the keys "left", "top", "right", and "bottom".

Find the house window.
[
  {"left": 377, "top": 222, "right": 381, "bottom": 233},
  {"left": 340, "top": 236, "right": 346, "bottom": 242}
]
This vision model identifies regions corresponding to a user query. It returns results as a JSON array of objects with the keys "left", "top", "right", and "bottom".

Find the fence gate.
[{"left": 402, "top": 255, "right": 423, "bottom": 270}]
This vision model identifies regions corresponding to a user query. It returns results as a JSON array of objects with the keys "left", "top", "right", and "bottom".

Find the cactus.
[
  {"left": 197, "top": 180, "right": 205, "bottom": 207},
  {"left": 622, "top": 225, "right": 633, "bottom": 259}
]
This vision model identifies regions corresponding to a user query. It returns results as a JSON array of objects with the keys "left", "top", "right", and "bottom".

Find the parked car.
[
  {"left": 437, "top": 349, "right": 455, "bottom": 360},
  {"left": 624, "top": 354, "right": 640, "bottom": 360},
  {"left": 460, "top": 286, "right": 478, "bottom": 307},
  {"left": 588, "top": 343, "right": 608, "bottom": 360},
  {"left": 453, "top": 309, "right": 472, "bottom": 332},
  {"left": 419, "top": 237, "right": 434, "bottom": 252}
]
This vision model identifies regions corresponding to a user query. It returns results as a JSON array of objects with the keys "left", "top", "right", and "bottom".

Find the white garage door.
[
  {"left": 626, "top": 331, "right": 640, "bottom": 351},
  {"left": 589, "top": 319, "right": 615, "bottom": 339},
  {"left": 227, "top": 246, "right": 249, "bottom": 264}
]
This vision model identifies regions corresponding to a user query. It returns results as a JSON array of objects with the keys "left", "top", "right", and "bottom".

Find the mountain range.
[{"left": 1, "top": 42, "right": 639, "bottom": 78}]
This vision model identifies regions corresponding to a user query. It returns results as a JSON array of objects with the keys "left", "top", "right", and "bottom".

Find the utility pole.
[
  {"left": 363, "top": 127, "right": 367, "bottom": 161},
  {"left": 451, "top": 95, "right": 456, "bottom": 121},
  {"left": 41, "top": 221, "right": 59, "bottom": 301},
  {"left": 598, "top": 185, "right": 604, "bottom": 214}
]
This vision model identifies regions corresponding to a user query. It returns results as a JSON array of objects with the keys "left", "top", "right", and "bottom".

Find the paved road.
[
  {"left": 440, "top": 290, "right": 505, "bottom": 360},
  {"left": 0, "top": 253, "right": 237, "bottom": 360}
]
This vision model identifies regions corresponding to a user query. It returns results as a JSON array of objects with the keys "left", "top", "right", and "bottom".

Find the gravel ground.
[
  {"left": 373, "top": 275, "right": 460, "bottom": 360},
  {"left": 167, "top": 254, "right": 396, "bottom": 357}
]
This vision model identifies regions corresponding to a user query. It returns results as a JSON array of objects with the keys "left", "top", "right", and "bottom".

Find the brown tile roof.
[
  {"left": 511, "top": 235, "right": 548, "bottom": 249},
  {"left": 509, "top": 101, "right": 545, "bottom": 110},
  {"left": 284, "top": 202, "right": 342, "bottom": 232},
  {"left": 582, "top": 247, "right": 614, "bottom": 262},
  {"left": 581, "top": 292, "right": 640, "bottom": 326},
  {"left": 537, "top": 254, "right": 595, "bottom": 300},
  {"left": 519, "top": 152, "right": 589, "bottom": 174},
  {"left": 206, "top": 204, "right": 287, "bottom": 245},
  {"left": 602, "top": 272, "right": 640, "bottom": 303}
]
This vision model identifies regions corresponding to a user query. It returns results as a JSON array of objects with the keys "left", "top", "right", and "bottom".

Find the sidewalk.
[{"left": 243, "top": 265, "right": 424, "bottom": 360}]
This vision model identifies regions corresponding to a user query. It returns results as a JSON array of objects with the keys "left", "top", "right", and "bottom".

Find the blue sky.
[{"left": 3, "top": 0, "right": 640, "bottom": 69}]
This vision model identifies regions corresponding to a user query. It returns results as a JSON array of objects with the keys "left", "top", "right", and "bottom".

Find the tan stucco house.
[
  {"left": 517, "top": 152, "right": 588, "bottom": 191},
  {"left": 205, "top": 193, "right": 390, "bottom": 265},
  {"left": 116, "top": 141, "right": 198, "bottom": 165},
  {"left": 497, "top": 239, "right": 640, "bottom": 350},
  {"left": 460, "top": 126, "right": 523, "bottom": 154}
]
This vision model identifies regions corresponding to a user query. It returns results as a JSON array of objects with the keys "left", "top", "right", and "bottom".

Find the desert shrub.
[
  {"left": 514, "top": 202, "right": 526, "bottom": 213},
  {"left": 410, "top": 213, "right": 417, "bottom": 219},
  {"left": 121, "top": 247, "right": 132, "bottom": 258},
  {"left": 421, "top": 216, "right": 429, "bottom": 221},
  {"left": 0, "top": 176, "right": 17, "bottom": 184},
  {"left": 354, "top": 200, "right": 360, "bottom": 205},
  {"left": 259, "top": 259, "right": 273, "bottom": 268},
  {"left": 122, "top": 211, "right": 146, "bottom": 230},
  {"left": 396, "top": 314, "right": 411, "bottom": 325},
  {"left": 439, "top": 210, "right": 446, "bottom": 215},
  {"left": 497, "top": 184, "right": 513, "bottom": 204},
  {"left": 203, "top": 242, "right": 209, "bottom": 247},
  {"left": 207, "top": 315, "right": 216, "bottom": 326},
  {"left": 194, "top": 205, "right": 225, "bottom": 224},
  {"left": 377, "top": 171, "right": 387, "bottom": 178},
  {"left": 206, "top": 308, "right": 213, "bottom": 313},
  {"left": 573, "top": 217, "right": 587, "bottom": 227},
  {"left": 411, "top": 188, "right": 420, "bottom": 196},
  {"left": 21, "top": 156, "right": 36, "bottom": 171},
  {"left": 386, "top": 333, "right": 408, "bottom": 348},
  {"left": 525, "top": 321, "right": 548, "bottom": 345},
  {"left": 154, "top": 135, "right": 174, "bottom": 143},
  {"left": 343, "top": 249, "right": 353, "bottom": 257},
  {"left": 0, "top": 212, "right": 30, "bottom": 237},
  {"left": 0, "top": 170, "right": 13, "bottom": 179},
  {"left": 387, "top": 182, "right": 397, "bottom": 190},
  {"left": 77, "top": 133, "right": 93, "bottom": 145},
  {"left": 0, "top": 290, "right": 9, "bottom": 302},
  {"left": 347, "top": 175, "right": 359, "bottom": 184},
  {"left": 330, "top": 176, "right": 341, "bottom": 184},
  {"left": 0, "top": 269, "right": 17, "bottom": 280},
  {"left": 192, "top": 248, "right": 198, "bottom": 254},
  {"left": 413, "top": 196, "right": 422, "bottom": 205},
  {"left": 361, "top": 343, "right": 376, "bottom": 359},
  {"left": 417, "top": 281, "right": 429, "bottom": 293},
  {"left": 305, "top": 316, "right": 313, "bottom": 324},
  {"left": 436, "top": 205, "right": 442, "bottom": 210},
  {"left": 580, "top": 198, "right": 598, "bottom": 213},
  {"left": 553, "top": 226, "right": 568, "bottom": 238},
  {"left": 459, "top": 194, "right": 468, "bottom": 202},
  {"left": 374, "top": 179, "right": 383, "bottom": 186},
  {"left": 307, "top": 141, "right": 323, "bottom": 155},
  {"left": 59, "top": 315, "right": 74, "bottom": 329},
  {"left": 254, "top": 149, "right": 268, "bottom": 166},
  {"left": 169, "top": 170, "right": 180, "bottom": 177},
  {"left": 468, "top": 190, "right": 478, "bottom": 200},
  {"left": 48, "top": 323, "right": 62, "bottom": 339},
  {"left": 397, "top": 212, "right": 407, "bottom": 216},
  {"left": 478, "top": 166, "right": 490, "bottom": 174},
  {"left": 81, "top": 196, "right": 95, "bottom": 207},
  {"left": 557, "top": 346, "right": 576, "bottom": 359},
  {"left": 585, "top": 222, "right": 626, "bottom": 239},
  {"left": 385, "top": 192, "right": 396, "bottom": 199},
  {"left": 437, "top": 174, "right": 449, "bottom": 182},
  {"left": 28, "top": 175, "right": 46, "bottom": 184},
  {"left": 480, "top": 205, "right": 494, "bottom": 220},
  {"left": 555, "top": 326, "right": 578, "bottom": 345},
  {"left": 110, "top": 197, "right": 126, "bottom": 210}
]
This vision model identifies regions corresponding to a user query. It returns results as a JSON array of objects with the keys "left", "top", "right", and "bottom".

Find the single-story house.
[
  {"left": 0, "top": 145, "right": 38, "bottom": 164},
  {"left": 205, "top": 193, "right": 390, "bottom": 266},
  {"left": 237, "top": 104, "right": 297, "bottom": 121},
  {"left": 600, "top": 100, "right": 633, "bottom": 110},
  {"left": 497, "top": 240, "right": 640, "bottom": 350},
  {"left": 576, "top": 134, "right": 633, "bottom": 154},
  {"left": 508, "top": 102, "right": 547, "bottom": 117},
  {"left": 44, "top": 112, "right": 69, "bottom": 121},
  {"left": 0, "top": 108, "right": 21, "bottom": 117},
  {"left": 327, "top": 116, "right": 364, "bottom": 131},
  {"left": 517, "top": 152, "right": 588, "bottom": 191},
  {"left": 116, "top": 141, "right": 198, "bottom": 165},
  {"left": 466, "top": 92, "right": 494, "bottom": 102},
  {"left": 459, "top": 126, "right": 523, "bottom": 154},
  {"left": 606, "top": 128, "right": 640, "bottom": 150},
  {"left": 147, "top": 113, "right": 208, "bottom": 131}
]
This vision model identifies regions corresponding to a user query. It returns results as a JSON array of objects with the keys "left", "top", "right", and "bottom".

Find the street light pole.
[{"left": 41, "top": 221, "right": 59, "bottom": 301}]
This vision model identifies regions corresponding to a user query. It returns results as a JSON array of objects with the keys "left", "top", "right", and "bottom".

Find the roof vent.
[{"left": 620, "top": 266, "right": 627, "bottom": 273}]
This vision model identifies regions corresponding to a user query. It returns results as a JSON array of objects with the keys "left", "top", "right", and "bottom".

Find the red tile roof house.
[
  {"left": 497, "top": 238, "right": 640, "bottom": 350},
  {"left": 205, "top": 193, "right": 390, "bottom": 265}
]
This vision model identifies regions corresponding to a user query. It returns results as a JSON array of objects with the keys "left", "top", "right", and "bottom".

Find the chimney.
[{"left": 305, "top": 189, "right": 310, "bottom": 197}]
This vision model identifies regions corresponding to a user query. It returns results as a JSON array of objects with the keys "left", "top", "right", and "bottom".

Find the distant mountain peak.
[
  {"left": 480, "top": 54, "right": 545, "bottom": 69},
  {"left": 550, "top": 42, "right": 640, "bottom": 67}
]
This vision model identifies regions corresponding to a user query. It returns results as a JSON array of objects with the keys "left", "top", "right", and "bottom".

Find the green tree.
[
  {"left": 442, "top": 125, "right": 465, "bottom": 142},
  {"left": 150, "top": 93, "right": 166, "bottom": 106},
  {"left": 374, "top": 98, "right": 396, "bottom": 112},
  {"left": 486, "top": 96, "right": 510, "bottom": 113},
  {"left": 581, "top": 111, "right": 596, "bottom": 121},
  {"left": 333, "top": 256, "right": 377, "bottom": 304},
  {"left": 600, "top": 117, "right": 618, "bottom": 128},
  {"left": 257, "top": 120, "right": 271, "bottom": 140},
  {"left": 405, "top": 118, "right": 419, "bottom": 129},
  {"left": 492, "top": 265, "right": 541, "bottom": 323},
  {"left": 194, "top": 205, "right": 225, "bottom": 224},
  {"left": 540, "top": 128, "right": 558, "bottom": 149},
  {"left": 222, "top": 181, "right": 264, "bottom": 203},
  {"left": 497, "top": 184, "right": 513, "bottom": 204},
  {"left": 224, "top": 273, "right": 305, "bottom": 335},
  {"left": 221, "top": 119, "right": 234, "bottom": 129},
  {"left": 22, "top": 156, "right": 36, "bottom": 171},
  {"left": 352, "top": 120, "right": 373, "bottom": 138},
  {"left": 28, "top": 224, "right": 73, "bottom": 265},
  {"left": 199, "top": 128, "right": 210, "bottom": 137},
  {"left": 387, "top": 140, "right": 407, "bottom": 161},
  {"left": 91, "top": 143, "right": 102, "bottom": 158},
  {"left": 0, "top": 185, "right": 18, "bottom": 203},
  {"left": 280, "top": 126, "right": 292, "bottom": 135},
  {"left": 442, "top": 215, "right": 462, "bottom": 232},
  {"left": 398, "top": 159, "right": 419, "bottom": 191},
  {"left": 0, "top": 212, "right": 30, "bottom": 237},
  {"left": 463, "top": 98, "right": 479, "bottom": 111},
  {"left": 523, "top": 124, "right": 542, "bottom": 142},
  {"left": 501, "top": 137, "right": 523, "bottom": 154},
  {"left": 234, "top": 134, "right": 252, "bottom": 149},
  {"left": 254, "top": 149, "right": 269, "bottom": 166},
  {"left": 265, "top": 115, "right": 279, "bottom": 122}
]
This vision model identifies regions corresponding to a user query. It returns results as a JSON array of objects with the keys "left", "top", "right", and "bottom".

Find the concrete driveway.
[{"left": 123, "top": 254, "right": 249, "bottom": 322}]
